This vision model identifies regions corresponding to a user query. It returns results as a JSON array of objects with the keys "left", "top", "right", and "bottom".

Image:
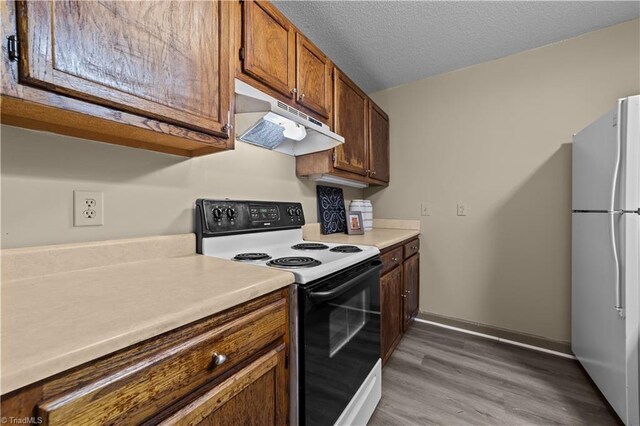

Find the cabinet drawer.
[
  {"left": 36, "top": 299, "right": 287, "bottom": 425},
  {"left": 404, "top": 238, "right": 420, "bottom": 259},
  {"left": 381, "top": 247, "right": 403, "bottom": 275},
  {"left": 158, "top": 344, "right": 287, "bottom": 425}
]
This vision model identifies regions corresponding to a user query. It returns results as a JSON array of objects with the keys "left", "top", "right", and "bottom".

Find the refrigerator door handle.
[
  {"left": 610, "top": 210, "right": 624, "bottom": 317},
  {"left": 609, "top": 99, "right": 624, "bottom": 318},
  {"left": 610, "top": 99, "right": 623, "bottom": 212}
]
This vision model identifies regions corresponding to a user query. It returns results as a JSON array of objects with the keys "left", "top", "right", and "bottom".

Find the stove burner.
[
  {"left": 330, "top": 245, "right": 363, "bottom": 253},
  {"left": 291, "top": 243, "right": 329, "bottom": 250},
  {"left": 233, "top": 253, "right": 272, "bottom": 261},
  {"left": 267, "top": 257, "right": 322, "bottom": 269}
]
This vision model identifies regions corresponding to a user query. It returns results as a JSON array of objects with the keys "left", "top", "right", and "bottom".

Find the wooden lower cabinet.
[
  {"left": 158, "top": 344, "right": 288, "bottom": 425},
  {"left": 403, "top": 253, "right": 420, "bottom": 328},
  {"left": 380, "top": 237, "right": 420, "bottom": 365},
  {"left": 380, "top": 266, "right": 403, "bottom": 364},
  {"left": 1, "top": 288, "right": 289, "bottom": 425}
]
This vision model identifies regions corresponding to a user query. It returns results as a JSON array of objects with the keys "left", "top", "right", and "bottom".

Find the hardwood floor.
[{"left": 370, "top": 322, "right": 621, "bottom": 426}]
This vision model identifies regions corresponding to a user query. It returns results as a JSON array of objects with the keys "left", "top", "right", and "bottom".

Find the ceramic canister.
[
  {"left": 362, "top": 200, "right": 373, "bottom": 230},
  {"left": 350, "top": 200, "right": 373, "bottom": 231}
]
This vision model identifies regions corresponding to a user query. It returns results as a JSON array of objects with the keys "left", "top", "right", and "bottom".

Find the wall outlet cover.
[
  {"left": 421, "top": 203, "right": 430, "bottom": 216},
  {"left": 74, "top": 191, "right": 104, "bottom": 226}
]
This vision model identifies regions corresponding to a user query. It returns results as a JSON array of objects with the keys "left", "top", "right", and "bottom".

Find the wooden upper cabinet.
[
  {"left": 242, "top": 0, "right": 295, "bottom": 98},
  {"left": 333, "top": 69, "right": 368, "bottom": 176},
  {"left": 295, "top": 33, "right": 331, "bottom": 118},
  {"left": 369, "top": 101, "right": 390, "bottom": 183},
  {"left": 16, "top": 0, "right": 232, "bottom": 137}
]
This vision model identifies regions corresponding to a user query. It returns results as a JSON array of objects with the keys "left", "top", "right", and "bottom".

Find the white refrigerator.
[{"left": 572, "top": 95, "right": 639, "bottom": 425}]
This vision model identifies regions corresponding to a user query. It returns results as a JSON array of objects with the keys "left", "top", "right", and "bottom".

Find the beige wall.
[
  {"left": 366, "top": 19, "right": 640, "bottom": 342},
  {"left": 0, "top": 127, "right": 362, "bottom": 248}
]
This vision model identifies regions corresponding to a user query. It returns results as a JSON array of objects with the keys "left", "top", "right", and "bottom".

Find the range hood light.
[
  {"left": 281, "top": 119, "right": 306, "bottom": 141},
  {"left": 307, "top": 174, "right": 369, "bottom": 189}
]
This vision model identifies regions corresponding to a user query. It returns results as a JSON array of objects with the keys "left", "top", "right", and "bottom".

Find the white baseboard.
[{"left": 414, "top": 318, "right": 576, "bottom": 360}]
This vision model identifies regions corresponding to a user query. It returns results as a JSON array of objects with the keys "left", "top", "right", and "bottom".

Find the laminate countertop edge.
[
  {"left": 1, "top": 238, "right": 295, "bottom": 395},
  {"left": 303, "top": 221, "right": 421, "bottom": 250}
]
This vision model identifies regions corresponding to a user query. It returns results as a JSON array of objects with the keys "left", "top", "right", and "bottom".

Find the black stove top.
[
  {"left": 330, "top": 245, "right": 363, "bottom": 253},
  {"left": 234, "top": 253, "right": 272, "bottom": 261},
  {"left": 267, "top": 257, "right": 322, "bottom": 269},
  {"left": 292, "top": 243, "right": 329, "bottom": 250}
]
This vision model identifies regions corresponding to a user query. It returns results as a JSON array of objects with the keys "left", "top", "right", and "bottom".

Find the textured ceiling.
[{"left": 273, "top": 1, "right": 640, "bottom": 93}]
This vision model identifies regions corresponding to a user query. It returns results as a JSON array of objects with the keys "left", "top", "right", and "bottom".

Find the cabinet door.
[
  {"left": 369, "top": 101, "right": 390, "bottom": 183},
  {"left": 333, "top": 69, "right": 368, "bottom": 176},
  {"left": 17, "top": 0, "right": 232, "bottom": 137},
  {"left": 295, "top": 33, "right": 331, "bottom": 118},
  {"left": 403, "top": 254, "right": 420, "bottom": 330},
  {"left": 381, "top": 266, "right": 403, "bottom": 364},
  {"left": 242, "top": 0, "right": 295, "bottom": 98},
  {"left": 160, "top": 344, "right": 288, "bottom": 426}
]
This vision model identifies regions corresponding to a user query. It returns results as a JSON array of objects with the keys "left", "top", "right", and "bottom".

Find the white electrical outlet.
[
  {"left": 421, "top": 203, "right": 430, "bottom": 216},
  {"left": 457, "top": 202, "right": 467, "bottom": 216},
  {"left": 74, "top": 191, "right": 104, "bottom": 226}
]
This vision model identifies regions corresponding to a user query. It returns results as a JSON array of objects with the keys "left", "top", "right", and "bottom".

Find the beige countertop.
[
  {"left": 1, "top": 235, "right": 294, "bottom": 394},
  {"left": 304, "top": 219, "right": 421, "bottom": 250}
]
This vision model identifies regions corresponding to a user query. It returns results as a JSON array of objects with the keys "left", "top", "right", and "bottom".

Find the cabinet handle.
[
  {"left": 299, "top": 93, "right": 305, "bottom": 100},
  {"left": 406, "top": 290, "right": 411, "bottom": 294},
  {"left": 391, "top": 257, "right": 398, "bottom": 262},
  {"left": 212, "top": 353, "right": 227, "bottom": 366},
  {"left": 371, "top": 171, "right": 376, "bottom": 175},
  {"left": 291, "top": 88, "right": 298, "bottom": 95},
  {"left": 223, "top": 111, "right": 233, "bottom": 133},
  {"left": 401, "top": 294, "right": 407, "bottom": 298},
  {"left": 411, "top": 246, "right": 418, "bottom": 250}
]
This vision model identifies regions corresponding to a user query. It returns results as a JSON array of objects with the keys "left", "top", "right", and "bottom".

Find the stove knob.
[
  {"left": 227, "top": 208, "right": 236, "bottom": 219},
  {"left": 212, "top": 207, "right": 223, "bottom": 220},
  {"left": 287, "top": 207, "right": 295, "bottom": 216},
  {"left": 295, "top": 208, "right": 302, "bottom": 216}
]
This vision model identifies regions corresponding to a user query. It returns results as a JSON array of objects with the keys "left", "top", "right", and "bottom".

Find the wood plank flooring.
[{"left": 370, "top": 322, "right": 620, "bottom": 426}]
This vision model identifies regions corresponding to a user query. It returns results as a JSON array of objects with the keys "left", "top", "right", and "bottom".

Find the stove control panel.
[{"left": 196, "top": 199, "right": 305, "bottom": 242}]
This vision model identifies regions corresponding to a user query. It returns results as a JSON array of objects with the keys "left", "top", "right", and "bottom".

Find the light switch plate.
[
  {"left": 421, "top": 203, "right": 430, "bottom": 216},
  {"left": 74, "top": 191, "right": 104, "bottom": 226},
  {"left": 457, "top": 202, "right": 467, "bottom": 216}
]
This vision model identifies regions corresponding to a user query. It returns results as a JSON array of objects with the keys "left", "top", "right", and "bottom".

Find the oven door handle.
[{"left": 307, "top": 261, "right": 382, "bottom": 302}]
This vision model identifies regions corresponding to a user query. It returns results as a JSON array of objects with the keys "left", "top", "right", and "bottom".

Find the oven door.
[{"left": 299, "top": 257, "right": 382, "bottom": 426}]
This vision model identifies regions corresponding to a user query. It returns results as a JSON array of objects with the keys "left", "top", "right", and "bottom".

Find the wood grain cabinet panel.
[
  {"left": 17, "top": 0, "right": 232, "bottom": 137},
  {"left": 242, "top": 0, "right": 295, "bottom": 98},
  {"left": 1, "top": 289, "right": 290, "bottom": 426},
  {"left": 295, "top": 33, "right": 331, "bottom": 118},
  {"left": 379, "top": 237, "right": 420, "bottom": 364},
  {"left": 159, "top": 344, "right": 288, "bottom": 426},
  {"left": 381, "top": 266, "right": 403, "bottom": 365},
  {"left": 403, "top": 254, "right": 420, "bottom": 330},
  {"left": 295, "top": 69, "right": 390, "bottom": 186},
  {"left": 404, "top": 238, "right": 420, "bottom": 259},
  {"left": 368, "top": 101, "right": 390, "bottom": 183},
  {"left": 333, "top": 69, "right": 368, "bottom": 176},
  {"left": 380, "top": 247, "right": 403, "bottom": 275},
  {"left": 35, "top": 299, "right": 286, "bottom": 425}
]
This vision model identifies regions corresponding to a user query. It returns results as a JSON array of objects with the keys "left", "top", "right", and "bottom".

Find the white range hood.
[{"left": 234, "top": 79, "right": 344, "bottom": 156}]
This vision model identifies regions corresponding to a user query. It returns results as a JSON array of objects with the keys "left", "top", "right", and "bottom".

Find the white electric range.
[{"left": 196, "top": 199, "right": 382, "bottom": 426}]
